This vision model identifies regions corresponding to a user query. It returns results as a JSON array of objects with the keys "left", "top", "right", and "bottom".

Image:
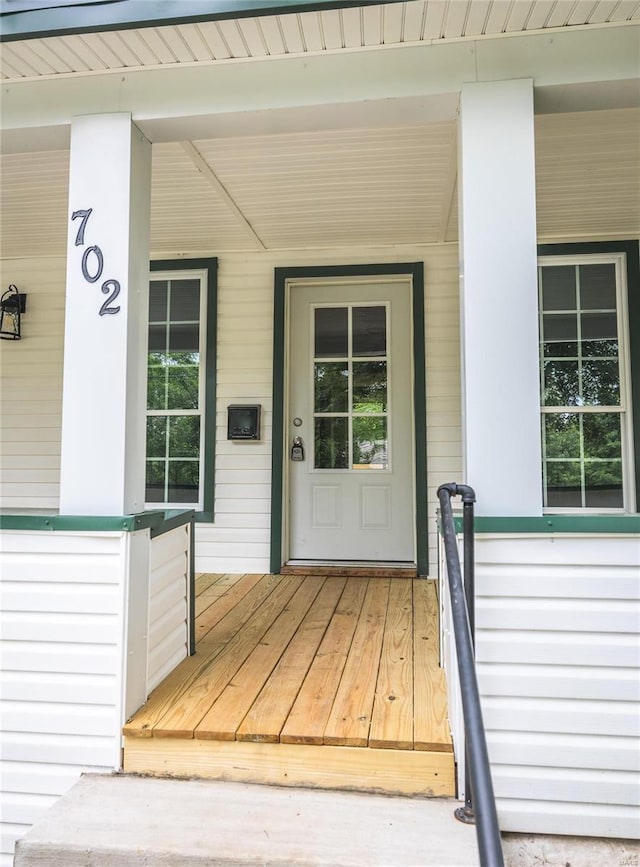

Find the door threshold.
[{"left": 282, "top": 561, "right": 418, "bottom": 578}]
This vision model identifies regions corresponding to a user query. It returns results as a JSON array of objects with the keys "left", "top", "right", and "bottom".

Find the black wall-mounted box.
[{"left": 227, "top": 405, "right": 261, "bottom": 441}]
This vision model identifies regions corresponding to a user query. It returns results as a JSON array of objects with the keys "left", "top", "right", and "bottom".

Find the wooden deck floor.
[{"left": 124, "top": 573, "right": 455, "bottom": 797}]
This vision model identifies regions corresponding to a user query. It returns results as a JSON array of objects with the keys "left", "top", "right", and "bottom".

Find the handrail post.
[
  {"left": 457, "top": 487, "right": 476, "bottom": 824},
  {"left": 437, "top": 483, "right": 504, "bottom": 867}
]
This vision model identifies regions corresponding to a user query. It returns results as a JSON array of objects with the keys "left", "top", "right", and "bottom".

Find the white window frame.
[
  {"left": 145, "top": 268, "right": 208, "bottom": 511},
  {"left": 538, "top": 251, "right": 635, "bottom": 514}
]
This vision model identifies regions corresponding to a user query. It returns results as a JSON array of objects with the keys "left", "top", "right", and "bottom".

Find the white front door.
[{"left": 287, "top": 278, "right": 415, "bottom": 563}]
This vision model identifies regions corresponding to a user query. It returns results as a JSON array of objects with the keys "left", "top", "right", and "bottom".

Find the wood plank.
[
  {"left": 153, "top": 576, "right": 304, "bottom": 738},
  {"left": 195, "top": 572, "right": 266, "bottom": 642},
  {"left": 280, "top": 578, "right": 369, "bottom": 745},
  {"left": 123, "top": 573, "right": 283, "bottom": 737},
  {"left": 237, "top": 576, "right": 346, "bottom": 743},
  {"left": 195, "top": 573, "right": 223, "bottom": 596},
  {"left": 323, "top": 578, "right": 390, "bottom": 747},
  {"left": 123, "top": 736, "right": 455, "bottom": 797},
  {"left": 195, "top": 578, "right": 326, "bottom": 739},
  {"left": 413, "top": 580, "right": 453, "bottom": 752},
  {"left": 369, "top": 578, "right": 414, "bottom": 750}
]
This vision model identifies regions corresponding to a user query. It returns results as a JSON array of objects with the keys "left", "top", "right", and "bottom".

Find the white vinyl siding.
[
  {"left": 0, "top": 531, "right": 129, "bottom": 864},
  {"left": 474, "top": 534, "right": 640, "bottom": 839},
  {"left": 0, "top": 257, "right": 65, "bottom": 510},
  {"left": 147, "top": 525, "right": 190, "bottom": 693}
]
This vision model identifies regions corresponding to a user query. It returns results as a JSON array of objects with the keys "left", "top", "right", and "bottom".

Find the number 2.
[{"left": 99, "top": 280, "right": 121, "bottom": 316}]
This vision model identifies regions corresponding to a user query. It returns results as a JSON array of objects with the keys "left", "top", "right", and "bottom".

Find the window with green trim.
[
  {"left": 145, "top": 260, "right": 216, "bottom": 518},
  {"left": 538, "top": 251, "right": 634, "bottom": 511}
]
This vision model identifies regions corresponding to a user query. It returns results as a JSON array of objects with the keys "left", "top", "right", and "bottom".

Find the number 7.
[{"left": 71, "top": 208, "right": 93, "bottom": 246}]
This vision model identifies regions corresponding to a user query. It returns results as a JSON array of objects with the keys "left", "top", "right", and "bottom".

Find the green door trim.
[{"left": 270, "top": 262, "right": 428, "bottom": 575}]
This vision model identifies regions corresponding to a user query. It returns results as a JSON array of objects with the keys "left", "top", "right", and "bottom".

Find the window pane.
[
  {"left": 353, "top": 306, "right": 386, "bottom": 356},
  {"left": 314, "top": 363, "right": 348, "bottom": 412},
  {"left": 581, "top": 312, "right": 617, "bottom": 342},
  {"left": 583, "top": 414, "right": 622, "bottom": 460},
  {"left": 544, "top": 413, "right": 580, "bottom": 459},
  {"left": 546, "top": 461, "right": 581, "bottom": 508},
  {"left": 314, "top": 417, "right": 348, "bottom": 469},
  {"left": 315, "top": 308, "right": 348, "bottom": 357},
  {"left": 169, "top": 279, "right": 200, "bottom": 321},
  {"left": 167, "top": 359, "right": 199, "bottom": 410},
  {"left": 580, "top": 264, "right": 616, "bottom": 310},
  {"left": 146, "top": 417, "right": 167, "bottom": 458},
  {"left": 147, "top": 364, "right": 166, "bottom": 410},
  {"left": 353, "top": 417, "right": 388, "bottom": 469},
  {"left": 584, "top": 461, "right": 623, "bottom": 508},
  {"left": 149, "top": 280, "right": 167, "bottom": 322},
  {"left": 168, "top": 416, "right": 200, "bottom": 458},
  {"left": 167, "top": 460, "right": 199, "bottom": 503},
  {"left": 542, "top": 314, "right": 578, "bottom": 358},
  {"left": 148, "top": 324, "right": 166, "bottom": 352},
  {"left": 543, "top": 360, "right": 579, "bottom": 406},
  {"left": 353, "top": 361, "right": 387, "bottom": 412},
  {"left": 581, "top": 359, "right": 620, "bottom": 406},
  {"left": 169, "top": 323, "right": 199, "bottom": 352},
  {"left": 145, "top": 460, "right": 165, "bottom": 502},
  {"left": 541, "top": 266, "right": 576, "bottom": 311}
]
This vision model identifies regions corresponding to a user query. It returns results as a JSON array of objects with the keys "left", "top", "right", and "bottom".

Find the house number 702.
[{"left": 71, "top": 208, "right": 121, "bottom": 316}]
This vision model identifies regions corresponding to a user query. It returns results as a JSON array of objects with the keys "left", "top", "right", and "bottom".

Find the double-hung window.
[
  {"left": 538, "top": 248, "right": 635, "bottom": 511},
  {"left": 145, "top": 259, "right": 216, "bottom": 518}
]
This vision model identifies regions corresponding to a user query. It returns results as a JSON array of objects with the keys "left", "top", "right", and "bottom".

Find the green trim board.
[
  {"left": 150, "top": 258, "right": 217, "bottom": 524},
  {"left": 452, "top": 514, "right": 640, "bottom": 534},
  {"left": 0, "top": 0, "right": 398, "bottom": 42},
  {"left": 270, "top": 262, "right": 428, "bottom": 575},
  {"left": 537, "top": 240, "right": 640, "bottom": 511},
  {"left": 0, "top": 508, "right": 195, "bottom": 534}
]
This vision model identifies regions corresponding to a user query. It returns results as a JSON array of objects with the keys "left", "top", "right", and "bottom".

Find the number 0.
[{"left": 81, "top": 245, "right": 104, "bottom": 284}]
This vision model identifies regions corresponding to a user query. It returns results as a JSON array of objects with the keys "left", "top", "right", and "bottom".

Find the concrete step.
[{"left": 14, "top": 773, "right": 480, "bottom": 867}]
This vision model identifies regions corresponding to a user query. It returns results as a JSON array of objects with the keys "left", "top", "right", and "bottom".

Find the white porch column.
[
  {"left": 60, "top": 113, "right": 151, "bottom": 515},
  {"left": 458, "top": 79, "right": 542, "bottom": 516}
]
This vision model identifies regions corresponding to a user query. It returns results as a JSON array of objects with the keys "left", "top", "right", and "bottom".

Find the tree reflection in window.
[{"left": 539, "top": 260, "right": 625, "bottom": 509}]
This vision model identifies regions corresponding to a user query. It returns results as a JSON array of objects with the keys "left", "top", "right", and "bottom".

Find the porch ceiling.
[
  {"left": 2, "top": 1, "right": 639, "bottom": 81},
  {"left": 1, "top": 106, "right": 638, "bottom": 257}
]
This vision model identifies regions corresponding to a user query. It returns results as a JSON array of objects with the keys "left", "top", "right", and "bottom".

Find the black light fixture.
[{"left": 0, "top": 285, "right": 26, "bottom": 340}]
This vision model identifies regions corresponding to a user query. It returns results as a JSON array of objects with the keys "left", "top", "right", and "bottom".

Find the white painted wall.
[
  {"left": 444, "top": 533, "right": 640, "bottom": 840},
  {"left": 0, "top": 244, "right": 462, "bottom": 578}
]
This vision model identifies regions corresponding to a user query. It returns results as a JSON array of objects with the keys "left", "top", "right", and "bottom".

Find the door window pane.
[
  {"left": 353, "top": 361, "right": 387, "bottom": 412},
  {"left": 315, "top": 418, "right": 348, "bottom": 469},
  {"left": 353, "top": 306, "right": 386, "bottom": 356},
  {"left": 314, "top": 363, "right": 349, "bottom": 412},
  {"left": 315, "top": 307, "right": 348, "bottom": 357},
  {"left": 353, "top": 417, "right": 388, "bottom": 469}
]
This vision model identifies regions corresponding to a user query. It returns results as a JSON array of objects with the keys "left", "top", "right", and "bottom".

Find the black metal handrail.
[{"left": 437, "top": 483, "right": 504, "bottom": 867}]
